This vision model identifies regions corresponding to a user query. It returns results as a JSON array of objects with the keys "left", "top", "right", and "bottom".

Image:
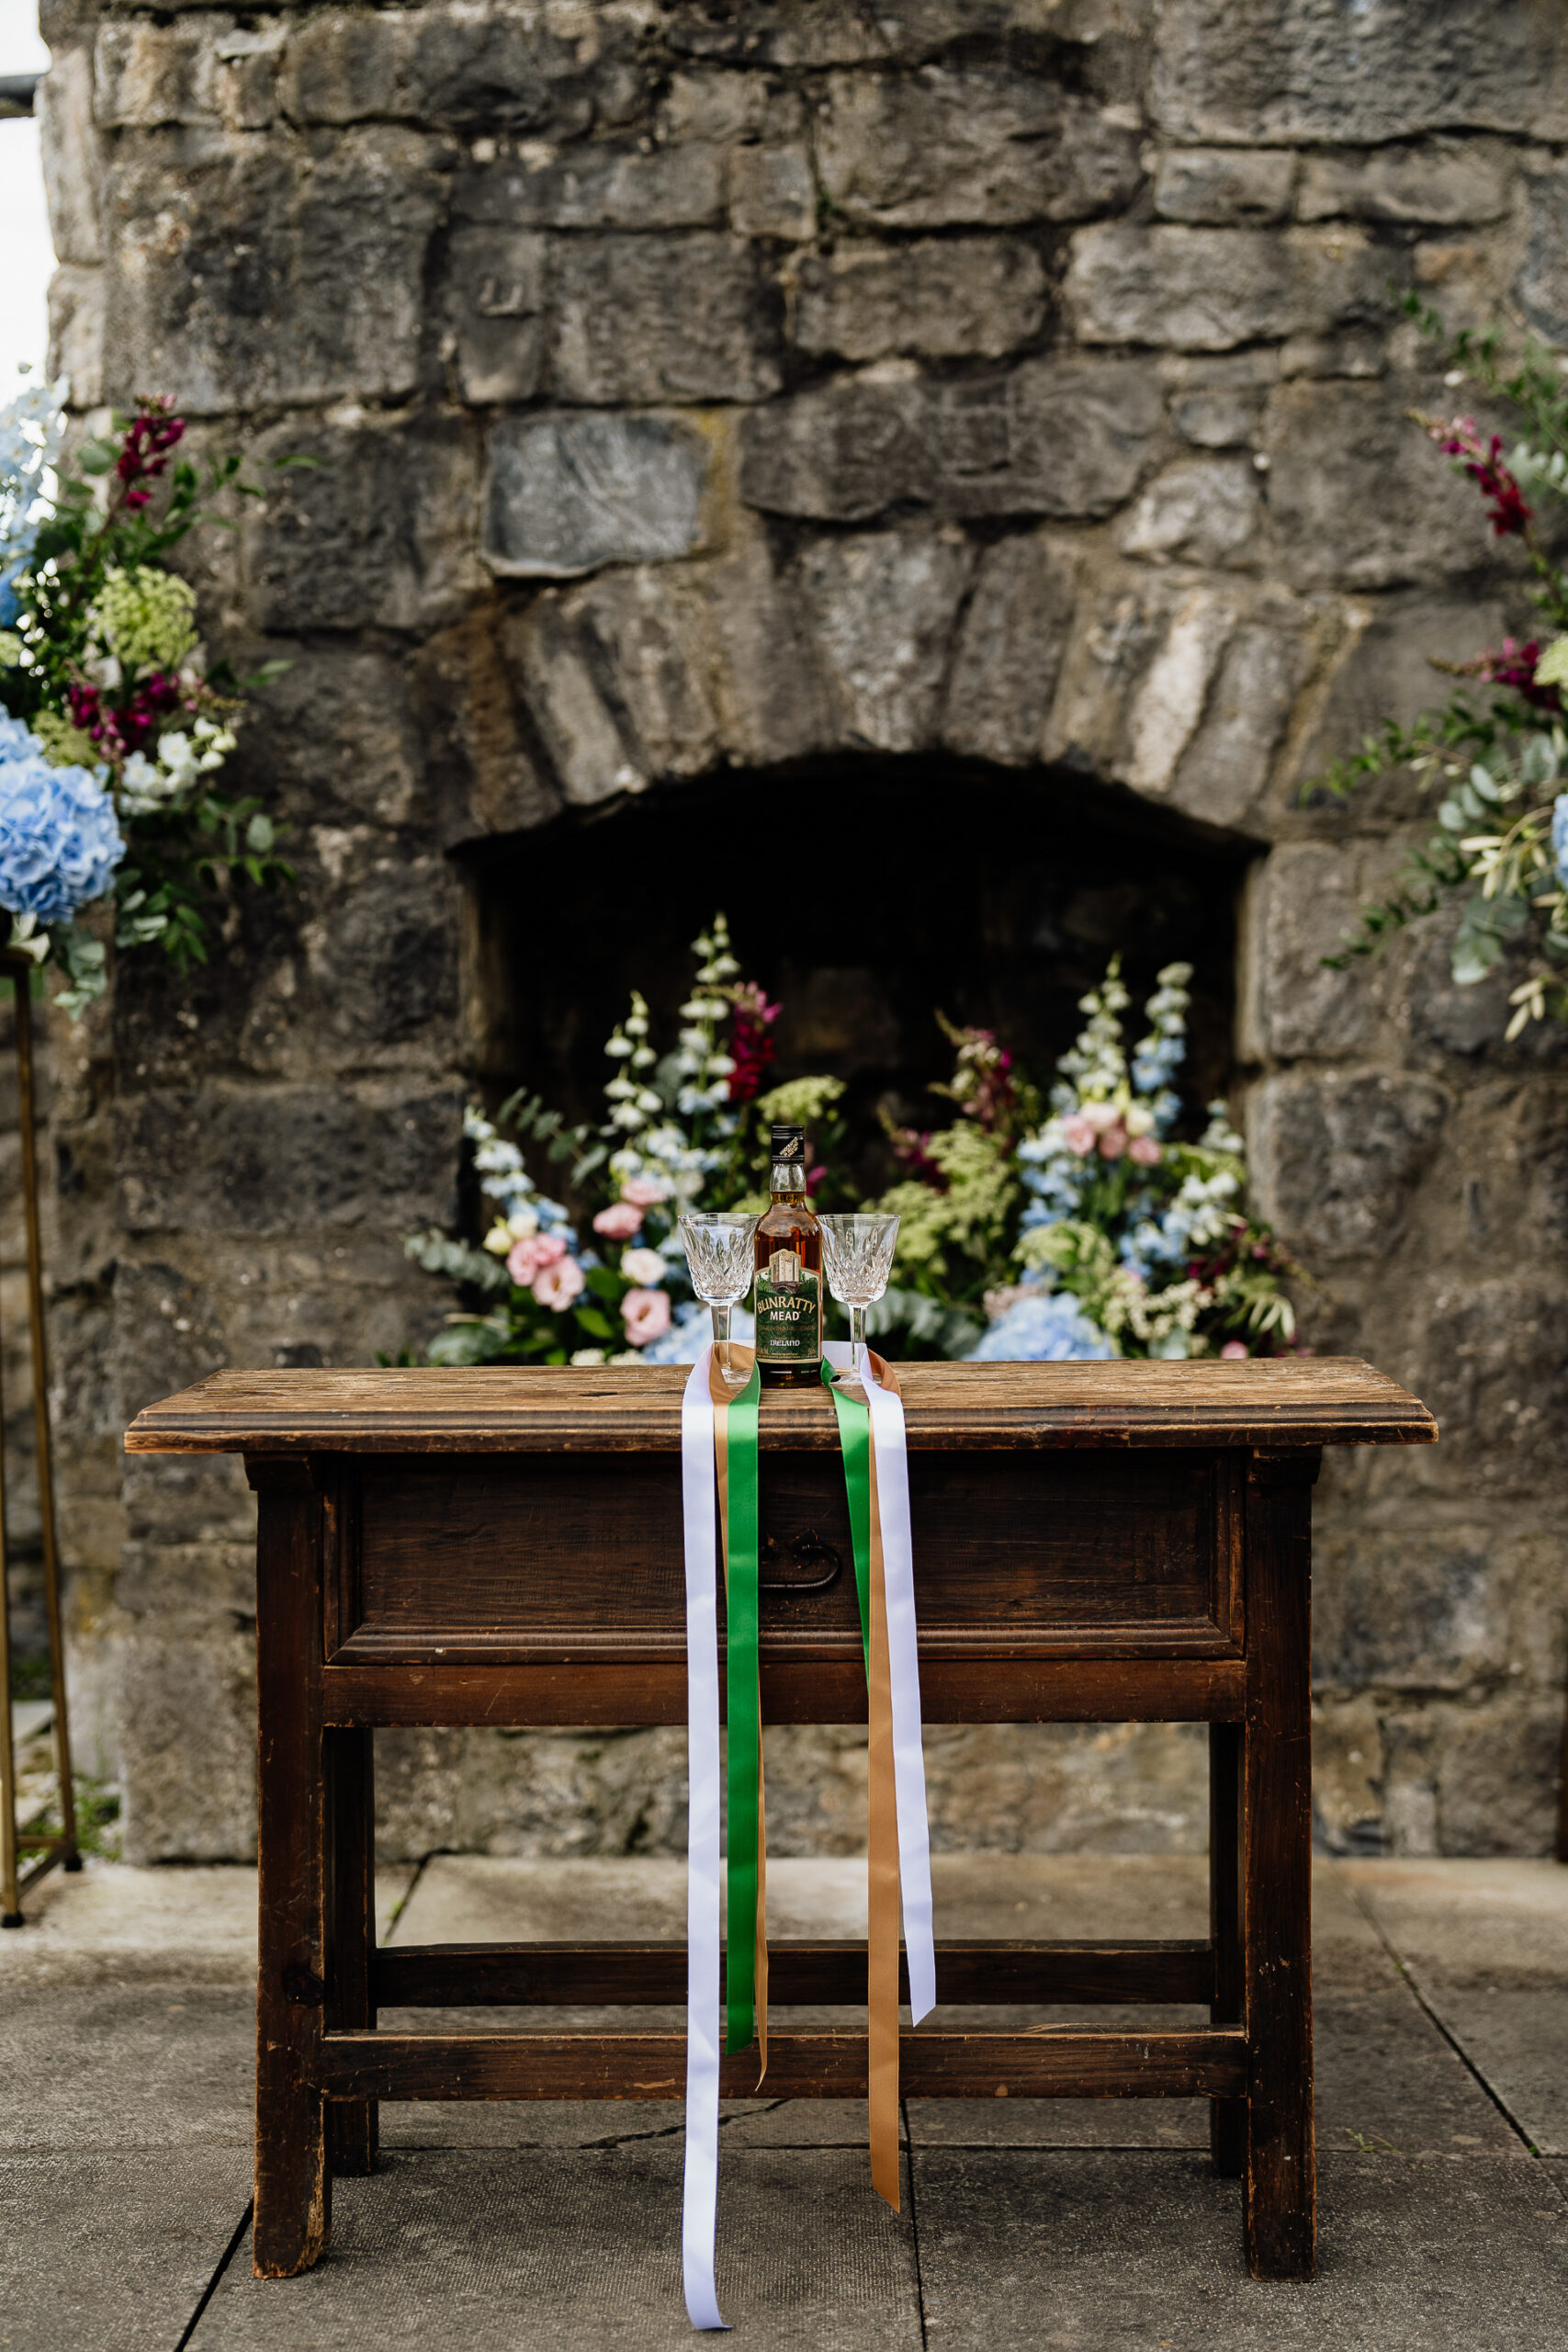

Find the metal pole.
[
  {"left": 13, "top": 965, "right": 78, "bottom": 1874},
  {"left": 0, "top": 956, "right": 80, "bottom": 1921}
]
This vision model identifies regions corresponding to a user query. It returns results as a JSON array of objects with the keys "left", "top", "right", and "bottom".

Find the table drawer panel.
[{"left": 339, "top": 1449, "right": 1233, "bottom": 1656}]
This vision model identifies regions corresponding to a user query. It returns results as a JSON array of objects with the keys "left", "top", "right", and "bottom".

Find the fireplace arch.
[{"left": 459, "top": 751, "right": 1256, "bottom": 1184}]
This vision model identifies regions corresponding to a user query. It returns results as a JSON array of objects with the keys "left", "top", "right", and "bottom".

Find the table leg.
[
  {"left": 326, "top": 1726, "right": 378, "bottom": 2177},
  {"left": 1242, "top": 1451, "right": 1316, "bottom": 2280},
  {"left": 1209, "top": 1720, "right": 1244, "bottom": 2178},
  {"left": 251, "top": 1457, "right": 331, "bottom": 2278}
]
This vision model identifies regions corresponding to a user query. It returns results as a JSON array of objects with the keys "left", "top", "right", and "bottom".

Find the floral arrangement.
[
  {"left": 406, "top": 916, "right": 837, "bottom": 1366},
  {"left": 870, "top": 961, "right": 1297, "bottom": 1362},
  {"left": 410, "top": 924, "right": 1297, "bottom": 1367},
  {"left": 0, "top": 371, "right": 294, "bottom": 1007},
  {"left": 1315, "top": 300, "right": 1568, "bottom": 1039}
]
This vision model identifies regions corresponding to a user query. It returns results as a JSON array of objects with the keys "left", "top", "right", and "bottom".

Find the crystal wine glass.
[
  {"left": 678, "top": 1211, "right": 761, "bottom": 1390},
  {"left": 817, "top": 1213, "right": 900, "bottom": 1386}
]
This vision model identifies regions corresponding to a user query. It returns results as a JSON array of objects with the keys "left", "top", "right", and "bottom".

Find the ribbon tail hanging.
[
  {"left": 865, "top": 1405, "right": 902, "bottom": 2209},
  {"left": 822, "top": 1341, "right": 926, "bottom": 2210},
  {"left": 861, "top": 1351, "right": 936, "bottom": 2028},
  {"left": 714, "top": 1351, "right": 764, "bottom": 2066},
  {"left": 680, "top": 1349, "right": 728, "bottom": 2332}
]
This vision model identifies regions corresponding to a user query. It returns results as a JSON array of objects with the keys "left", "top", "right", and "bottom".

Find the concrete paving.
[{"left": 0, "top": 1850, "right": 1563, "bottom": 2347}]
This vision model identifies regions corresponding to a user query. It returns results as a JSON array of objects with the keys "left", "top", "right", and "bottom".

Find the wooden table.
[{"left": 125, "top": 1358, "right": 1435, "bottom": 2284}]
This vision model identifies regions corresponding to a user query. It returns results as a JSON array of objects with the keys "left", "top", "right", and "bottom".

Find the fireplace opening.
[{"left": 461, "top": 755, "right": 1255, "bottom": 1197}]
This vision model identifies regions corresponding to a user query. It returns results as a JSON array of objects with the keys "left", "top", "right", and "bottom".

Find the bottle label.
[{"left": 754, "top": 1248, "right": 821, "bottom": 1363}]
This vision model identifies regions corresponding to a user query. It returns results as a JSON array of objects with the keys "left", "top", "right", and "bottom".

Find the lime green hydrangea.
[
  {"left": 753, "top": 1075, "right": 845, "bottom": 1128},
  {"left": 876, "top": 1125, "right": 1017, "bottom": 1282},
  {"left": 90, "top": 566, "right": 198, "bottom": 674},
  {"left": 0, "top": 632, "right": 22, "bottom": 669},
  {"left": 29, "top": 708, "right": 98, "bottom": 768}
]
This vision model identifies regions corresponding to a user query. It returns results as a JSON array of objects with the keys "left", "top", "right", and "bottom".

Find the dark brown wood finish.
[
  {"left": 374, "top": 1938, "right": 1214, "bottom": 2008},
  {"left": 316, "top": 1655, "right": 1250, "bottom": 1727},
  {"left": 121, "top": 1358, "right": 1435, "bottom": 2292},
  {"left": 127, "top": 1358, "right": 1438, "bottom": 1456},
  {"left": 323, "top": 1726, "right": 377, "bottom": 2177},
  {"left": 318, "top": 2027, "right": 1248, "bottom": 2103},
  {"left": 1242, "top": 1452, "right": 1318, "bottom": 2279},
  {"left": 1209, "top": 1720, "right": 1245, "bottom": 2178},
  {"left": 249, "top": 1456, "right": 331, "bottom": 2279}
]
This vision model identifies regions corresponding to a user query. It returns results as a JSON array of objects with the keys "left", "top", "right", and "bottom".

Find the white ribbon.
[
  {"left": 681, "top": 1348, "right": 727, "bottom": 2332},
  {"left": 824, "top": 1341, "right": 937, "bottom": 2025}
]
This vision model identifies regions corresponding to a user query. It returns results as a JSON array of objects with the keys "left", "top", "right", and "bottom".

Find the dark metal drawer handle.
[{"left": 760, "top": 1531, "right": 841, "bottom": 1592}]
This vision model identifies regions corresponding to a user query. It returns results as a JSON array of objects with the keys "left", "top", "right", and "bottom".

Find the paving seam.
[
  {"left": 173, "top": 2196, "right": 254, "bottom": 2352},
  {"left": 1344, "top": 1875, "right": 1541, "bottom": 2156},
  {"left": 378, "top": 1849, "right": 433, "bottom": 1941},
  {"left": 901, "top": 2101, "right": 931, "bottom": 2352}
]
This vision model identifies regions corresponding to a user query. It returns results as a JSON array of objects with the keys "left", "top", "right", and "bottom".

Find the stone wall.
[{"left": 28, "top": 0, "right": 1568, "bottom": 1861}]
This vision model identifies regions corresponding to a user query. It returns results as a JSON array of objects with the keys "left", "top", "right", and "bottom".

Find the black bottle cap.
[{"left": 771, "top": 1125, "right": 806, "bottom": 1160}]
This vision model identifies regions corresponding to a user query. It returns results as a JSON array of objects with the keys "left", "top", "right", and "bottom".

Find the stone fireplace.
[{"left": 28, "top": 0, "right": 1568, "bottom": 1862}]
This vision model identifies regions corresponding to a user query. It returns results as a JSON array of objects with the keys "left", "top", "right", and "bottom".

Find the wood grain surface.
[
  {"left": 317, "top": 2026, "right": 1248, "bottom": 2102},
  {"left": 372, "top": 1937, "right": 1215, "bottom": 2008},
  {"left": 124, "top": 1357, "right": 1437, "bottom": 1455}
]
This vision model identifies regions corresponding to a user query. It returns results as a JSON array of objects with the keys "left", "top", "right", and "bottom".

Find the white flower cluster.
[
  {"left": 602, "top": 989, "right": 662, "bottom": 1131},
  {"left": 463, "top": 1104, "right": 572, "bottom": 1254},
  {"left": 119, "top": 718, "right": 237, "bottom": 814},
  {"left": 1052, "top": 963, "right": 1130, "bottom": 1108},
  {"left": 673, "top": 913, "right": 740, "bottom": 1115}
]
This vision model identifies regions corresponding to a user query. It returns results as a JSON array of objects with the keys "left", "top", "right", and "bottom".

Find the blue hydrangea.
[
  {"left": 1552, "top": 794, "right": 1568, "bottom": 889},
  {"left": 966, "top": 1290, "right": 1115, "bottom": 1363},
  {"left": 0, "top": 720, "right": 123, "bottom": 922}
]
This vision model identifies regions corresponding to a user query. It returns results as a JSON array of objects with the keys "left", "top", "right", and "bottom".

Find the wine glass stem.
[
  {"left": 851, "top": 1305, "right": 865, "bottom": 1367},
  {"left": 711, "top": 1301, "right": 731, "bottom": 1378}
]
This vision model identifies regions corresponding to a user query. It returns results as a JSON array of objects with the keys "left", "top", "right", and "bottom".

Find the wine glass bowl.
[
  {"left": 817, "top": 1213, "right": 900, "bottom": 1382},
  {"left": 678, "top": 1211, "right": 760, "bottom": 1388}
]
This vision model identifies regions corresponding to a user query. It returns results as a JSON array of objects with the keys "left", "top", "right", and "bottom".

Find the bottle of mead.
[{"left": 753, "top": 1123, "right": 823, "bottom": 1386}]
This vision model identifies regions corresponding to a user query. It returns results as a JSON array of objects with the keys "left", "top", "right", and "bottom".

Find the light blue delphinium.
[
  {"left": 967, "top": 1290, "right": 1114, "bottom": 1363},
  {"left": 0, "top": 374, "right": 64, "bottom": 631},
  {"left": 1552, "top": 793, "right": 1568, "bottom": 888},
  {"left": 0, "top": 718, "right": 123, "bottom": 922}
]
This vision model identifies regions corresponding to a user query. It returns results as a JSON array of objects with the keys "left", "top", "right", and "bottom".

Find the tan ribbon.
[
  {"left": 709, "top": 1345, "right": 768, "bottom": 2087},
  {"left": 865, "top": 1394, "right": 902, "bottom": 2209}
]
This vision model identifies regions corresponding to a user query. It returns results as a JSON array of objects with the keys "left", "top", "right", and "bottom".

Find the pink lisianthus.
[
  {"left": 1128, "top": 1135, "right": 1162, "bottom": 1167},
  {"left": 1061, "top": 1113, "right": 1098, "bottom": 1156},
  {"left": 1220, "top": 1340, "right": 1249, "bottom": 1360},
  {"left": 620, "top": 1176, "right": 669, "bottom": 1209},
  {"left": 621, "top": 1286, "right": 671, "bottom": 1347},
  {"left": 593, "top": 1200, "right": 644, "bottom": 1240},
  {"left": 1097, "top": 1121, "right": 1128, "bottom": 1160},
  {"left": 533, "top": 1257, "right": 585, "bottom": 1312},
  {"left": 508, "top": 1230, "right": 567, "bottom": 1285}
]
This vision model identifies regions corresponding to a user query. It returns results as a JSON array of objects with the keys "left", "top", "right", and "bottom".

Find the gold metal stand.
[{"left": 0, "top": 949, "right": 78, "bottom": 1925}]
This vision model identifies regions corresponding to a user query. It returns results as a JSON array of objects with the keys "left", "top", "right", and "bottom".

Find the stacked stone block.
[{"left": 24, "top": 0, "right": 1568, "bottom": 1860}]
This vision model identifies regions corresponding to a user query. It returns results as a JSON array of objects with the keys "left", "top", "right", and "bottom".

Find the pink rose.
[
  {"left": 1220, "top": 1340, "right": 1249, "bottom": 1360},
  {"left": 1097, "top": 1121, "right": 1128, "bottom": 1160},
  {"left": 533, "top": 1257, "right": 585, "bottom": 1312},
  {"left": 1128, "top": 1135, "right": 1162, "bottom": 1167},
  {"left": 593, "top": 1200, "right": 643, "bottom": 1240},
  {"left": 621, "top": 1286, "right": 671, "bottom": 1347},
  {"left": 508, "top": 1230, "right": 566, "bottom": 1285},
  {"left": 1062, "top": 1114, "right": 1097, "bottom": 1156},
  {"left": 621, "top": 1176, "right": 669, "bottom": 1208}
]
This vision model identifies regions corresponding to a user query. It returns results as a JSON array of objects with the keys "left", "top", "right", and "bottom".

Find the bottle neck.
[{"left": 770, "top": 1160, "right": 807, "bottom": 1201}]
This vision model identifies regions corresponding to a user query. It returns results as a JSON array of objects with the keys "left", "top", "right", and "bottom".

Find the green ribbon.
[
  {"left": 822, "top": 1362, "right": 873, "bottom": 1685},
  {"left": 724, "top": 1358, "right": 762, "bottom": 2054}
]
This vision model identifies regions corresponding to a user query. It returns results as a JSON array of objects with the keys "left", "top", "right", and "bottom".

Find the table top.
[{"left": 123, "top": 1358, "right": 1437, "bottom": 1455}]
